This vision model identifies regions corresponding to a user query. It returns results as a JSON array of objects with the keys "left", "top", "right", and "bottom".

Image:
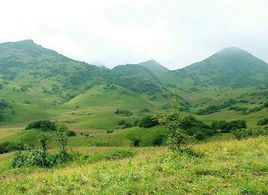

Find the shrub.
[
  {"left": 131, "top": 137, "right": 141, "bottom": 147},
  {"left": 211, "top": 120, "right": 247, "bottom": 133},
  {"left": 153, "top": 134, "right": 165, "bottom": 146},
  {"left": 197, "top": 105, "right": 220, "bottom": 115},
  {"left": 12, "top": 148, "right": 52, "bottom": 168},
  {"left": 12, "top": 148, "right": 71, "bottom": 168},
  {"left": 106, "top": 129, "right": 114, "bottom": 134},
  {"left": 118, "top": 120, "right": 133, "bottom": 129},
  {"left": 25, "top": 120, "right": 56, "bottom": 131},
  {"left": 233, "top": 128, "right": 268, "bottom": 140},
  {"left": 257, "top": 118, "right": 268, "bottom": 126},
  {"left": 139, "top": 116, "right": 158, "bottom": 128},
  {"left": 194, "top": 131, "right": 206, "bottom": 140},
  {"left": 167, "top": 131, "right": 189, "bottom": 152},
  {"left": 0, "top": 99, "right": 8, "bottom": 110},
  {"left": 115, "top": 109, "right": 133, "bottom": 116},
  {"left": 103, "top": 149, "right": 134, "bottom": 160},
  {"left": 66, "top": 130, "right": 76, "bottom": 136},
  {"left": 0, "top": 142, "right": 26, "bottom": 154}
]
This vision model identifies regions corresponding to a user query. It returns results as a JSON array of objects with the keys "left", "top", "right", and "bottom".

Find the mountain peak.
[
  {"left": 138, "top": 59, "right": 169, "bottom": 74},
  {"left": 215, "top": 47, "right": 252, "bottom": 57},
  {"left": 18, "top": 39, "right": 34, "bottom": 44}
]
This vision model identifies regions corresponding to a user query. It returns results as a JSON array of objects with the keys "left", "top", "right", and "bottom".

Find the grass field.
[{"left": 0, "top": 136, "right": 267, "bottom": 194}]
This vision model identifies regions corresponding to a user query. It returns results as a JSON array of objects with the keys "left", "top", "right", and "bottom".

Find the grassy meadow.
[{"left": 0, "top": 136, "right": 267, "bottom": 194}]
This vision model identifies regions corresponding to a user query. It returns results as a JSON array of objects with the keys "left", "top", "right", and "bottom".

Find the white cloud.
[{"left": 0, "top": 0, "right": 267, "bottom": 69}]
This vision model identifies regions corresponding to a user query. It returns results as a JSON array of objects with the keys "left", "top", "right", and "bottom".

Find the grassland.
[{"left": 0, "top": 136, "right": 267, "bottom": 194}]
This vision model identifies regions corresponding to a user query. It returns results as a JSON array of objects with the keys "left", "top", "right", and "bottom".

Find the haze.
[{"left": 0, "top": 0, "right": 267, "bottom": 69}]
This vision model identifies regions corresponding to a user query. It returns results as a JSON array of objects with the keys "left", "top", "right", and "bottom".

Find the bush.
[
  {"left": 131, "top": 137, "right": 141, "bottom": 147},
  {"left": 12, "top": 148, "right": 71, "bottom": 168},
  {"left": 0, "top": 99, "right": 8, "bottom": 110},
  {"left": 167, "top": 131, "right": 189, "bottom": 152},
  {"left": 25, "top": 120, "right": 57, "bottom": 131},
  {"left": 233, "top": 128, "right": 268, "bottom": 140},
  {"left": 139, "top": 116, "right": 158, "bottom": 128},
  {"left": 257, "top": 118, "right": 268, "bottom": 126},
  {"left": 103, "top": 149, "right": 134, "bottom": 160},
  {"left": 153, "top": 134, "right": 165, "bottom": 146},
  {"left": 66, "top": 130, "right": 76, "bottom": 136},
  {"left": 211, "top": 120, "right": 247, "bottom": 133},
  {"left": 0, "top": 142, "right": 26, "bottom": 154},
  {"left": 194, "top": 131, "right": 206, "bottom": 140},
  {"left": 115, "top": 109, "right": 133, "bottom": 116},
  {"left": 118, "top": 120, "right": 133, "bottom": 129},
  {"left": 12, "top": 148, "right": 52, "bottom": 168},
  {"left": 106, "top": 129, "right": 114, "bottom": 134},
  {"left": 197, "top": 105, "right": 220, "bottom": 115}
]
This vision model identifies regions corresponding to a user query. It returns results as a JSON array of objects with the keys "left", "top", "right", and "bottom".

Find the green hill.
[
  {"left": 178, "top": 47, "right": 268, "bottom": 88},
  {"left": 137, "top": 59, "right": 169, "bottom": 75}
]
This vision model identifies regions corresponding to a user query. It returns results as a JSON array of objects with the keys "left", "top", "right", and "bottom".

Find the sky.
[{"left": 0, "top": 0, "right": 267, "bottom": 69}]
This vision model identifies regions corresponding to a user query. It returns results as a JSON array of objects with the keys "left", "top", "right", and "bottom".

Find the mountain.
[
  {"left": 137, "top": 60, "right": 169, "bottom": 74},
  {"left": 111, "top": 64, "right": 164, "bottom": 94},
  {"left": 172, "top": 47, "right": 268, "bottom": 88},
  {"left": 0, "top": 40, "right": 110, "bottom": 100},
  {"left": 0, "top": 40, "right": 165, "bottom": 102}
]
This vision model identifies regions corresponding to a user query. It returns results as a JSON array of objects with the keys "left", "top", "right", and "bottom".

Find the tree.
[
  {"left": 39, "top": 133, "right": 50, "bottom": 166},
  {"left": 39, "top": 133, "right": 49, "bottom": 152},
  {"left": 55, "top": 124, "right": 68, "bottom": 157},
  {"left": 165, "top": 92, "right": 190, "bottom": 152}
]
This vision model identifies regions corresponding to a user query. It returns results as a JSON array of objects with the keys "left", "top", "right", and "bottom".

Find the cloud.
[{"left": 0, "top": 0, "right": 267, "bottom": 69}]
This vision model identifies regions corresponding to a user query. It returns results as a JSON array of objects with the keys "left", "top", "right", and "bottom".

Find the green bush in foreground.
[{"left": 12, "top": 123, "right": 71, "bottom": 168}]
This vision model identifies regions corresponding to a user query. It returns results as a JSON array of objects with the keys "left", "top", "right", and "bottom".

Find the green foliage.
[
  {"left": 257, "top": 118, "right": 268, "bottom": 126},
  {"left": 118, "top": 120, "right": 133, "bottom": 129},
  {"left": 0, "top": 99, "right": 8, "bottom": 110},
  {"left": 139, "top": 116, "right": 158, "bottom": 128},
  {"left": 55, "top": 124, "right": 68, "bottom": 157},
  {"left": 152, "top": 134, "right": 165, "bottom": 146},
  {"left": 12, "top": 123, "right": 72, "bottom": 168},
  {"left": 0, "top": 142, "right": 26, "bottom": 154},
  {"left": 114, "top": 109, "right": 133, "bottom": 116},
  {"left": 211, "top": 120, "right": 247, "bottom": 133},
  {"left": 66, "top": 130, "right": 76, "bottom": 137},
  {"left": 131, "top": 137, "right": 141, "bottom": 147},
  {"left": 233, "top": 128, "right": 268, "bottom": 140},
  {"left": 198, "top": 105, "right": 221, "bottom": 115},
  {"left": 39, "top": 133, "right": 49, "bottom": 152},
  {"left": 25, "top": 120, "right": 56, "bottom": 131},
  {"left": 106, "top": 129, "right": 114, "bottom": 134},
  {"left": 12, "top": 148, "right": 51, "bottom": 168},
  {"left": 167, "top": 131, "right": 189, "bottom": 152}
]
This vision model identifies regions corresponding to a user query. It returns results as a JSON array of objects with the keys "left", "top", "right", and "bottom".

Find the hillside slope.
[{"left": 178, "top": 47, "right": 268, "bottom": 88}]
